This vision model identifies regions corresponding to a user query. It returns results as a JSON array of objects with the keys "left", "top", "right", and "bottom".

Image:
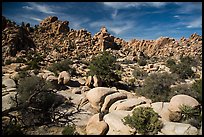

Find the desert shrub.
[
  {"left": 5, "top": 59, "right": 12, "bottom": 65},
  {"left": 122, "top": 107, "right": 163, "bottom": 135},
  {"left": 191, "top": 79, "right": 202, "bottom": 103},
  {"left": 18, "top": 70, "right": 29, "bottom": 79},
  {"left": 25, "top": 52, "right": 43, "bottom": 70},
  {"left": 48, "top": 58, "right": 76, "bottom": 76},
  {"left": 132, "top": 67, "right": 148, "bottom": 80},
  {"left": 179, "top": 104, "right": 202, "bottom": 128},
  {"left": 88, "top": 51, "right": 120, "bottom": 86},
  {"left": 138, "top": 72, "right": 177, "bottom": 102},
  {"left": 2, "top": 121, "right": 24, "bottom": 135},
  {"left": 138, "top": 57, "right": 147, "bottom": 66},
  {"left": 62, "top": 124, "right": 77, "bottom": 135},
  {"left": 17, "top": 76, "right": 65, "bottom": 126},
  {"left": 167, "top": 56, "right": 195, "bottom": 79},
  {"left": 166, "top": 58, "right": 176, "bottom": 68},
  {"left": 15, "top": 57, "right": 26, "bottom": 63},
  {"left": 17, "top": 76, "right": 54, "bottom": 107}
]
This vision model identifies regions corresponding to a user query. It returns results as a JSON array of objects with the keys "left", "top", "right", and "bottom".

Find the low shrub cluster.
[
  {"left": 62, "top": 124, "right": 78, "bottom": 135},
  {"left": 17, "top": 76, "right": 65, "bottom": 126},
  {"left": 122, "top": 107, "right": 163, "bottom": 135},
  {"left": 88, "top": 51, "right": 121, "bottom": 86},
  {"left": 168, "top": 95, "right": 202, "bottom": 129},
  {"left": 132, "top": 67, "right": 148, "bottom": 80},
  {"left": 166, "top": 56, "right": 195, "bottom": 79},
  {"left": 48, "top": 58, "right": 76, "bottom": 76},
  {"left": 137, "top": 72, "right": 177, "bottom": 102}
]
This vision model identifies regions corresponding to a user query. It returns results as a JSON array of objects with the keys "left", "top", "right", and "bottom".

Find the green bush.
[
  {"left": 5, "top": 59, "right": 13, "bottom": 65},
  {"left": 179, "top": 104, "right": 202, "bottom": 128},
  {"left": 132, "top": 67, "right": 147, "bottom": 80},
  {"left": 48, "top": 58, "right": 76, "bottom": 76},
  {"left": 88, "top": 51, "right": 120, "bottom": 86},
  {"left": 62, "top": 124, "right": 77, "bottom": 135},
  {"left": 166, "top": 58, "right": 176, "bottom": 68},
  {"left": 17, "top": 76, "right": 66, "bottom": 126},
  {"left": 191, "top": 79, "right": 202, "bottom": 103},
  {"left": 138, "top": 72, "right": 177, "bottom": 102},
  {"left": 25, "top": 52, "right": 43, "bottom": 70},
  {"left": 122, "top": 107, "right": 163, "bottom": 135},
  {"left": 179, "top": 105, "right": 200, "bottom": 121},
  {"left": 167, "top": 56, "right": 195, "bottom": 79},
  {"left": 2, "top": 121, "right": 24, "bottom": 135},
  {"left": 15, "top": 57, "right": 26, "bottom": 63},
  {"left": 17, "top": 76, "right": 54, "bottom": 109},
  {"left": 138, "top": 57, "right": 147, "bottom": 66}
]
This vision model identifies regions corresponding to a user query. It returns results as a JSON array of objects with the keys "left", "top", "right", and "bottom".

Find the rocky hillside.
[{"left": 2, "top": 16, "right": 202, "bottom": 135}]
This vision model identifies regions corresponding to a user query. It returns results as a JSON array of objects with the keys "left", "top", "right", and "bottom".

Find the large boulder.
[
  {"left": 86, "top": 87, "right": 117, "bottom": 111},
  {"left": 86, "top": 113, "right": 109, "bottom": 135},
  {"left": 2, "top": 78, "right": 16, "bottom": 88},
  {"left": 58, "top": 71, "right": 71, "bottom": 85},
  {"left": 168, "top": 94, "right": 200, "bottom": 112},
  {"left": 151, "top": 102, "right": 171, "bottom": 122},
  {"left": 2, "top": 92, "right": 17, "bottom": 111},
  {"left": 100, "top": 92, "right": 127, "bottom": 112},
  {"left": 160, "top": 121, "right": 198, "bottom": 135},
  {"left": 103, "top": 110, "right": 135, "bottom": 135},
  {"left": 109, "top": 98, "right": 146, "bottom": 112}
]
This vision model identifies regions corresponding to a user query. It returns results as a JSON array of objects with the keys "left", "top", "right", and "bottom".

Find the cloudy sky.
[{"left": 2, "top": 2, "right": 202, "bottom": 41}]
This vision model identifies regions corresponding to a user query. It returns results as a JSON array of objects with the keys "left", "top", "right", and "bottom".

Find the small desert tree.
[{"left": 88, "top": 51, "right": 120, "bottom": 86}]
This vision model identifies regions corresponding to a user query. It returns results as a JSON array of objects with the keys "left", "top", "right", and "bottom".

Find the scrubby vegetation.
[
  {"left": 132, "top": 67, "right": 148, "bottom": 80},
  {"left": 179, "top": 105, "right": 202, "bottom": 128},
  {"left": 48, "top": 58, "right": 76, "bottom": 76},
  {"left": 2, "top": 76, "right": 68, "bottom": 134},
  {"left": 122, "top": 107, "right": 163, "bottom": 135},
  {"left": 166, "top": 56, "right": 195, "bottom": 79},
  {"left": 62, "top": 124, "right": 77, "bottom": 135},
  {"left": 137, "top": 72, "right": 177, "bottom": 102},
  {"left": 88, "top": 51, "right": 121, "bottom": 86},
  {"left": 138, "top": 57, "right": 147, "bottom": 66}
]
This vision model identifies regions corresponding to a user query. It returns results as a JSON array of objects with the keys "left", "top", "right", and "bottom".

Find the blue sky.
[{"left": 2, "top": 2, "right": 202, "bottom": 41}]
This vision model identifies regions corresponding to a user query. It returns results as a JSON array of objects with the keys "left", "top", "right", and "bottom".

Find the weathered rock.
[
  {"left": 86, "top": 87, "right": 117, "bottom": 111},
  {"left": 109, "top": 98, "right": 146, "bottom": 112},
  {"left": 93, "top": 75, "right": 102, "bottom": 87},
  {"left": 101, "top": 92, "right": 127, "bottom": 112},
  {"left": 160, "top": 121, "right": 198, "bottom": 135},
  {"left": 2, "top": 78, "right": 16, "bottom": 88},
  {"left": 2, "top": 92, "right": 17, "bottom": 111},
  {"left": 58, "top": 71, "right": 71, "bottom": 85},
  {"left": 85, "top": 76, "right": 93, "bottom": 87},
  {"left": 86, "top": 113, "right": 109, "bottom": 135},
  {"left": 151, "top": 102, "right": 171, "bottom": 122},
  {"left": 168, "top": 94, "right": 200, "bottom": 112},
  {"left": 103, "top": 110, "right": 135, "bottom": 135}
]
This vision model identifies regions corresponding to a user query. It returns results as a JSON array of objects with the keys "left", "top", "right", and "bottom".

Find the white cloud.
[
  {"left": 175, "top": 2, "right": 202, "bottom": 14},
  {"left": 103, "top": 2, "right": 167, "bottom": 9},
  {"left": 90, "top": 20, "right": 135, "bottom": 35},
  {"left": 25, "top": 2, "right": 57, "bottom": 14},
  {"left": 29, "top": 17, "right": 42, "bottom": 22},
  {"left": 174, "top": 15, "right": 180, "bottom": 18},
  {"left": 22, "top": 6, "right": 33, "bottom": 10},
  {"left": 186, "top": 17, "right": 202, "bottom": 28}
]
